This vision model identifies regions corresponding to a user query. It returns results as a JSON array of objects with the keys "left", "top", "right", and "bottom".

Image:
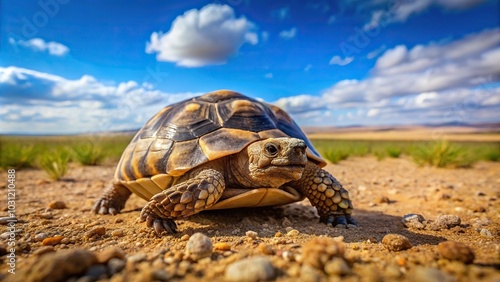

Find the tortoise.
[{"left": 94, "top": 90, "right": 357, "bottom": 235}]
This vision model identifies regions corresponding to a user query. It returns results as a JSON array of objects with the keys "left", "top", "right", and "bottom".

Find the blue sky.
[{"left": 1, "top": 0, "right": 499, "bottom": 134}]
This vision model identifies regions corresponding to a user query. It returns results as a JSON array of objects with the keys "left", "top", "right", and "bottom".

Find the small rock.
[
  {"left": 111, "top": 229, "right": 124, "bottom": 237},
  {"left": 96, "top": 247, "right": 126, "bottom": 264},
  {"left": 180, "top": 234, "right": 190, "bottom": 241},
  {"left": 185, "top": 232, "right": 213, "bottom": 261},
  {"left": 428, "top": 215, "right": 461, "bottom": 230},
  {"left": 324, "top": 257, "right": 351, "bottom": 276},
  {"left": 152, "top": 269, "right": 172, "bottom": 281},
  {"left": 34, "top": 232, "right": 49, "bottom": 242},
  {"left": 480, "top": 228, "right": 494, "bottom": 238},
  {"left": 245, "top": 230, "right": 258, "bottom": 239},
  {"left": 128, "top": 253, "right": 147, "bottom": 263},
  {"left": 213, "top": 242, "right": 231, "bottom": 251},
  {"left": 48, "top": 201, "right": 67, "bottom": 209},
  {"left": 377, "top": 196, "right": 391, "bottom": 204},
  {"left": 42, "top": 235, "right": 64, "bottom": 246},
  {"left": 438, "top": 241, "right": 475, "bottom": 264},
  {"left": 0, "top": 217, "right": 17, "bottom": 225},
  {"left": 258, "top": 242, "right": 274, "bottom": 255},
  {"left": 300, "top": 265, "right": 323, "bottom": 282},
  {"left": 85, "top": 226, "right": 106, "bottom": 238},
  {"left": 17, "top": 249, "right": 96, "bottom": 282},
  {"left": 302, "top": 237, "right": 346, "bottom": 269},
  {"left": 39, "top": 212, "right": 53, "bottom": 219},
  {"left": 382, "top": 234, "right": 412, "bottom": 251},
  {"left": 274, "top": 231, "right": 283, "bottom": 237},
  {"left": 402, "top": 214, "right": 426, "bottom": 229},
  {"left": 108, "top": 258, "right": 126, "bottom": 275},
  {"left": 33, "top": 246, "right": 55, "bottom": 256},
  {"left": 85, "top": 264, "right": 108, "bottom": 280},
  {"left": 225, "top": 256, "right": 276, "bottom": 282},
  {"left": 282, "top": 217, "right": 292, "bottom": 227}
]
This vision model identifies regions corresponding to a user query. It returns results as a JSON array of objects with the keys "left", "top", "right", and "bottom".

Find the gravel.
[
  {"left": 402, "top": 213, "right": 426, "bottom": 229},
  {"left": 427, "top": 214, "right": 461, "bottom": 230},
  {"left": 224, "top": 256, "right": 276, "bottom": 282}
]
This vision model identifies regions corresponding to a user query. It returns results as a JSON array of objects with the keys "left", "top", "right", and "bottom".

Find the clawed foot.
[
  {"left": 320, "top": 214, "right": 359, "bottom": 229},
  {"left": 93, "top": 198, "right": 123, "bottom": 215},
  {"left": 140, "top": 210, "right": 178, "bottom": 236}
]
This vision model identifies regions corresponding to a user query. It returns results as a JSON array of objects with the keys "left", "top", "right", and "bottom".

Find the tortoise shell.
[{"left": 114, "top": 90, "right": 326, "bottom": 207}]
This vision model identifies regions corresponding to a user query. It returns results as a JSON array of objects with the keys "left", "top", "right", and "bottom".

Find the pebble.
[
  {"left": 324, "top": 257, "right": 351, "bottom": 276},
  {"left": 18, "top": 249, "right": 96, "bottom": 282},
  {"left": 185, "top": 232, "right": 213, "bottom": 261},
  {"left": 258, "top": 242, "right": 274, "bottom": 255},
  {"left": 34, "top": 232, "right": 49, "bottom": 242},
  {"left": 111, "top": 229, "right": 124, "bottom": 237},
  {"left": 224, "top": 256, "right": 276, "bottom": 282},
  {"left": 302, "top": 237, "right": 346, "bottom": 269},
  {"left": 382, "top": 234, "right": 412, "bottom": 251},
  {"left": 96, "top": 247, "right": 126, "bottom": 264},
  {"left": 274, "top": 231, "right": 283, "bottom": 237},
  {"left": 85, "top": 226, "right": 106, "bottom": 238},
  {"left": 377, "top": 196, "right": 391, "bottom": 204},
  {"left": 180, "top": 234, "right": 190, "bottom": 241},
  {"left": 128, "top": 253, "right": 147, "bottom": 263},
  {"left": 84, "top": 264, "right": 108, "bottom": 280},
  {"left": 214, "top": 242, "right": 231, "bottom": 251},
  {"left": 42, "top": 235, "right": 64, "bottom": 246},
  {"left": 48, "top": 200, "right": 67, "bottom": 209},
  {"left": 245, "top": 230, "right": 258, "bottom": 239},
  {"left": 428, "top": 215, "right": 461, "bottom": 230},
  {"left": 33, "top": 246, "right": 55, "bottom": 256},
  {"left": 438, "top": 241, "right": 475, "bottom": 264},
  {"left": 108, "top": 258, "right": 126, "bottom": 275},
  {"left": 0, "top": 217, "right": 17, "bottom": 225},
  {"left": 287, "top": 229, "right": 300, "bottom": 237},
  {"left": 479, "top": 228, "right": 494, "bottom": 238},
  {"left": 39, "top": 212, "right": 54, "bottom": 219},
  {"left": 402, "top": 214, "right": 426, "bottom": 229}
]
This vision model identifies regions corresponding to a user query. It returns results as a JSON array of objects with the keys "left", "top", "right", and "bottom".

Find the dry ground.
[{"left": 1, "top": 156, "right": 499, "bottom": 281}]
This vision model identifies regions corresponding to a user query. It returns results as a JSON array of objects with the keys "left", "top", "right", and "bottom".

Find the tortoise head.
[{"left": 239, "top": 137, "right": 308, "bottom": 187}]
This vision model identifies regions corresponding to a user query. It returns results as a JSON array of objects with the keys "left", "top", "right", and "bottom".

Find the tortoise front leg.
[
  {"left": 290, "top": 162, "right": 357, "bottom": 228},
  {"left": 93, "top": 183, "right": 132, "bottom": 215},
  {"left": 140, "top": 168, "right": 225, "bottom": 236}
]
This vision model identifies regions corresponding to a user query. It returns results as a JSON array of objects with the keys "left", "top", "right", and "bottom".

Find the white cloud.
[
  {"left": 146, "top": 4, "right": 257, "bottom": 67},
  {"left": 0, "top": 66, "right": 200, "bottom": 134},
  {"left": 279, "top": 27, "right": 297, "bottom": 40},
  {"left": 273, "top": 28, "right": 500, "bottom": 126},
  {"left": 10, "top": 38, "right": 69, "bottom": 56},
  {"left": 363, "top": 0, "right": 486, "bottom": 30},
  {"left": 329, "top": 55, "right": 354, "bottom": 66}
]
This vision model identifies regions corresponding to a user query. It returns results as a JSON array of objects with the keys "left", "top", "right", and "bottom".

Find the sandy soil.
[{"left": 1, "top": 156, "right": 499, "bottom": 281}]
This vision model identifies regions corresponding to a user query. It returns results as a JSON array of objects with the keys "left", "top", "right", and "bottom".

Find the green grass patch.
[
  {"left": 0, "top": 142, "right": 38, "bottom": 169},
  {"left": 410, "top": 140, "right": 475, "bottom": 168},
  {"left": 38, "top": 148, "right": 71, "bottom": 180},
  {"left": 324, "top": 147, "right": 350, "bottom": 164},
  {"left": 72, "top": 142, "right": 106, "bottom": 166}
]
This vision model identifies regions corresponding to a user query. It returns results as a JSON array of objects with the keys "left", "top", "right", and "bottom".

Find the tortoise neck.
[{"left": 227, "top": 153, "right": 259, "bottom": 189}]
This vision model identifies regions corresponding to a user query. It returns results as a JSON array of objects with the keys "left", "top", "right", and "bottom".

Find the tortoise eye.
[{"left": 264, "top": 143, "right": 279, "bottom": 157}]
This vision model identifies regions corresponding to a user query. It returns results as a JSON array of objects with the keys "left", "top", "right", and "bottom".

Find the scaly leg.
[
  {"left": 290, "top": 162, "right": 357, "bottom": 228},
  {"left": 140, "top": 168, "right": 225, "bottom": 236},
  {"left": 93, "top": 183, "right": 132, "bottom": 215}
]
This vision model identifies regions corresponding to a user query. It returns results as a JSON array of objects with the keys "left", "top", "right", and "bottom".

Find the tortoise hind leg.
[
  {"left": 290, "top": 162, "right": 358, "bottom": 228},
  {"left": 140, "top": 168, "right": 225, "bottom": 236},
  {"left": 93, "top": 183, "right": 132, "bottom": 215}
]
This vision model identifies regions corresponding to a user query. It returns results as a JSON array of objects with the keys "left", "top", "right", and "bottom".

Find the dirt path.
[{"left": 1, "top": 157, "right": 499, "bottom": 281}]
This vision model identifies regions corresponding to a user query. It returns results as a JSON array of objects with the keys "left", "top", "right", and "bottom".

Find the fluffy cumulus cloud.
[
  {"left": 274, "top": 28, "right": 500, "bottom": 126},
  {"left": 0, "top": 66, "right": 199, "bottom": 134},
  {"left": 9, "top": 38, "right": 69, "bottom": 56},
  {"left": 146, "top": 4, "right": 258, "bottom": 67},
  {"left": 362, "top": 0, "right": 486, "bottom": 30}
]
